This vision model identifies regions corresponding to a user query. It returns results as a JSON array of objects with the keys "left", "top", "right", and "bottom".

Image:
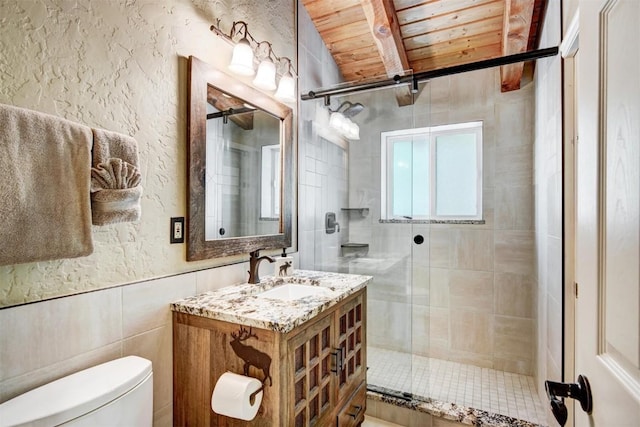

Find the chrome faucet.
[{"left": 248, "top": 249, "right": 275, "bottom": 284}]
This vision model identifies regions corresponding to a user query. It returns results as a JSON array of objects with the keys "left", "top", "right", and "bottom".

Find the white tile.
[
  {"left": 195, "top": 262, "right": 249, "bottom": 293},
  {"left": 123, "top": 325, "right": 173, "bottom": 414},
  {"left": 122, "top": 274, "right": 197, "bottom": 337},
  {"left": 0, "top": 288, "right": 122, "bottom": 379},
  {"left": 494, "top": 231, "right": 535, "bottom": 275},
  {"left": 494, "top": 185, "right": 534, "bottom": 231},
  {"left": 0, "top": 343, "right": 121, "bottom": 402},
  {"left": 450, "top": 229, "right": 493, "bottom": 271}
]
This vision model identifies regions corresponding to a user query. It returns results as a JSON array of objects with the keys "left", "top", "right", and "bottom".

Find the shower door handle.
[{"left": 544, "top": 375, "right": 593, "bottom": 426}]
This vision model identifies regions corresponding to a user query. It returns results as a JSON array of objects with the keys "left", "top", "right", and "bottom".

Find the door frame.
[{"left": 560, "top": 9, "right": 580, "bottom": 427}]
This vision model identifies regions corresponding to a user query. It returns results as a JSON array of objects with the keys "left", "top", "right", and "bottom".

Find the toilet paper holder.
[
  {"left": 249, "top": 385, "right": 264, "bottom": 405},
  {"left": 211, "top": 372, "right": 266, "bottom": 421}
]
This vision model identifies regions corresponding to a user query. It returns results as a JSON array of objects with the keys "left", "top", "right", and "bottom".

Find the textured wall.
[{"left": 0, "top": 0, "right": 295, "bottom": 307}]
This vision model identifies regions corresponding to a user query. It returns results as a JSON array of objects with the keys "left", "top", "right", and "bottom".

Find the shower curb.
[{"left": 366, "top": 386, "right": 547, "bottom": 427}]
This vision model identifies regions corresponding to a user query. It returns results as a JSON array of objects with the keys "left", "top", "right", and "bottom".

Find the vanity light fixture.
[{"left": 210, "top": 20, "right": 297, "bottom": 102}]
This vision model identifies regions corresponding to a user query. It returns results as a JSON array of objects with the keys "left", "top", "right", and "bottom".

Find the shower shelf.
[{"left": 341, "top": 208, "right": 369, "bottom": 218}]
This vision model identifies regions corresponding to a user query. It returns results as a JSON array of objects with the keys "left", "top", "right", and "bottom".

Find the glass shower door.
[
  {"left": 302, "top": 75, "right": 432, "bottom": 403},
  {"left": 340, "top": 82, "right": 425, "bottom": 401}
]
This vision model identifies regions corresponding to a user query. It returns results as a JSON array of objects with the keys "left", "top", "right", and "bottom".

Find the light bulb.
[
  {"left": 228, "top": 38, "right": 255, "bottom": 76},
  {"left": 329, "top": 112, "right": 345, "bottom": 131},
  {"left": 347, "top": 121, "right": 360, "bottom": 140},
  {"left": 340, "top": 117, "right": 350, "bottom": 134},
  {"left": 274, "top": 72, "right": 296, "bottom": 103},
  {"left": 253, "top": 58, "right": 277, "bottom": 91},
  {"left": 329, "top": 112, "right": 359, "bottom": 140}
]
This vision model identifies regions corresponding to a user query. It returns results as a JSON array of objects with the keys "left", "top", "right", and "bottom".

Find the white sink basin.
[{"left": 258, "top": 284, "right": 330, "bottom": 301}]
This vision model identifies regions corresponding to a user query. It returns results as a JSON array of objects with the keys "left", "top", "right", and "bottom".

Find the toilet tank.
[{"left": 0, "top": 356, "right": 153, "bottom": 427}]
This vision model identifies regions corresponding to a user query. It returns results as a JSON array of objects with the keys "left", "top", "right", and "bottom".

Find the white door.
[{"left": 573, "top": 0, "right": 640, "bottom": 425}]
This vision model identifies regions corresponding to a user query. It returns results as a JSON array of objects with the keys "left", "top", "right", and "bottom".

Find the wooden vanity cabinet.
[{"left": 173, "top": 288, "right": 367, "bottom": 427}]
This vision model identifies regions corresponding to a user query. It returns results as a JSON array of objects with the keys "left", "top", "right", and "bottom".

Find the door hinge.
[{"left": 575, "top": 282, "right": 579, "bottom": 298}]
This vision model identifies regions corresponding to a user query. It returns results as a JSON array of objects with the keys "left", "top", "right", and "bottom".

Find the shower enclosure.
[{"left": 303, "top": 66, "right": 546, "bottom": 424}]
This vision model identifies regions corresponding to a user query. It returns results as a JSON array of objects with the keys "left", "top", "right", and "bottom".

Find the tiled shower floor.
[{"left": 368, "top": 346, "right": 547, "bottom": 425}]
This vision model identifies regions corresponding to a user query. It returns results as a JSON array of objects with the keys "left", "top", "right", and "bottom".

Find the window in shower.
[{"left": 380, "top": 121, "right": 483, "bottom": 220}]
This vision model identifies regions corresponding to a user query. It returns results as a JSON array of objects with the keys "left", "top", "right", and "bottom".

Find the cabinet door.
[
  {"left": 287, "top": 312, "right": 334, "bottom": 426},
  {"left": 335, "top": 291, "right": 366, "bottom": 403}
]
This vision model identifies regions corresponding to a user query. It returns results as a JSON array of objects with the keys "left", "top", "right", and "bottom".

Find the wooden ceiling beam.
[
  {"left": 360, "top": 0, "right": 416, "bottom": 106},
  {"left": 500, "top": 0, "right": 535, "bottom": 92}
]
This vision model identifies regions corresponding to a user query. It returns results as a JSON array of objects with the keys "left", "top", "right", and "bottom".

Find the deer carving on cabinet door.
[{"left": 229, "top": 326, "right": 273, "bottom": 386}]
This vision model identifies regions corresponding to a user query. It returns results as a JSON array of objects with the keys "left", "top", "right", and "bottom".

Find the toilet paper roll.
[{"left": 211, "top": 372, "right": 263, "bottom": 421}]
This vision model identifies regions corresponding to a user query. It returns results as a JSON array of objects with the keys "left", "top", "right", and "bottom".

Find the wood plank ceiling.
[{"left": 301, "top": 0, "right": 546, "bottom": 103}]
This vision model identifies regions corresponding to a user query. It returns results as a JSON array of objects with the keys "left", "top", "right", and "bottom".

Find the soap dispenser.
[{"left": 273, "top": 248, "right": 294, "bottom": 277}]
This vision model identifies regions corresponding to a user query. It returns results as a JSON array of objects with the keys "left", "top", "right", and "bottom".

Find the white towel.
[{"left": 0, "top": 103, "right": 94, "bottom": 266}]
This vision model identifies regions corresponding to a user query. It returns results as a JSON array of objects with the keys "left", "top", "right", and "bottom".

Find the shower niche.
[{"left": 341, "top": 207, "right": 369, "bottom": 219}]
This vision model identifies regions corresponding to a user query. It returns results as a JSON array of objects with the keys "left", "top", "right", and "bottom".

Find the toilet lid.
[{"left": 0, "top": 356, "right": 152, "bottom": 427}]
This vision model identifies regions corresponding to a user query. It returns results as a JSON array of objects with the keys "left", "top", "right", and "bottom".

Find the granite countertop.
[
  {"left": 367, "top": 386, "right": 546, "bottom": 427},
  {"left": 170, "top": 270, "right": 372, "bottom": 333}
]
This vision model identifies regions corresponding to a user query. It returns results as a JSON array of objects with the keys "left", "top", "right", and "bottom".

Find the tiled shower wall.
[
  {"left": 347, "top": 68, "right": 537, "bottom": 375},
  {"left": 297, "top": 1, "right": 349, "bottom": 271},
  {"left": 534, "top": 2, "right": 563, "bottom": 426}
]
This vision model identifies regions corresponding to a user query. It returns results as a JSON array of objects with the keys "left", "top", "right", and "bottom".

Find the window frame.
[
  {"left": 260, "top": 144, "right": 281, "bottom": 220},
  {"left": 380, "top": 121, "right": 483, "bottom": 221}
]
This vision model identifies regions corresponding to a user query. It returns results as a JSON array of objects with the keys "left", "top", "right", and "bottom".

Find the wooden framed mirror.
[{"left": 187, "top": 55, "right": 293, "bottom": 261}]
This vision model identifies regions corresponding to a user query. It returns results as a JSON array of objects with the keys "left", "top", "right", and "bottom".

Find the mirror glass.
[
  {"left": 205, "top": 96, "right": 280, "bottom": 239},
  {"left": 188, "top": 56, "right": 293, "bottom": 260}
]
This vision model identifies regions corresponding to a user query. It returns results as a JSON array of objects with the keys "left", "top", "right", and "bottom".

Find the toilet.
[{"left": 0, "top": 356, "right": 153, "bottom": 427}]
